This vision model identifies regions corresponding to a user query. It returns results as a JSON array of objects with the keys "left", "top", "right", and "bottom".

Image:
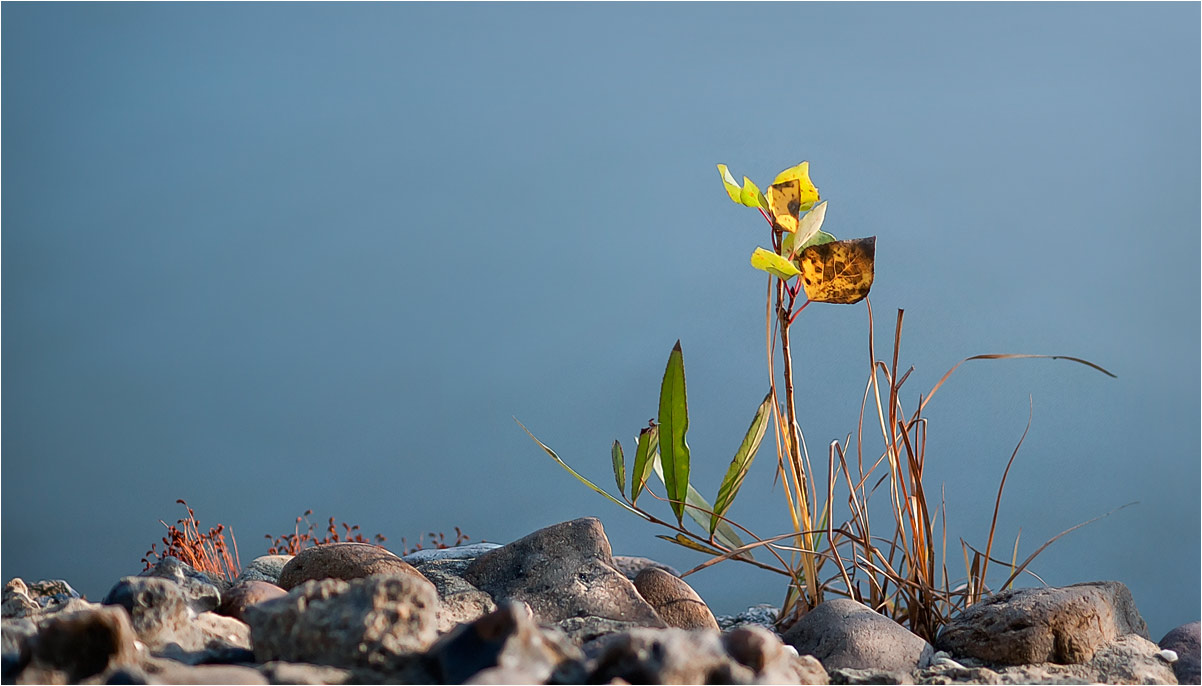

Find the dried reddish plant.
[
  {"left": 264, "top": 510, "right": 387, "bottom": 555},
  {"left": 142, "top": 499, "right": 241, "bottom": 582},
  {"left": 400, "top": 527, "right": 471, "bottom": 555}
]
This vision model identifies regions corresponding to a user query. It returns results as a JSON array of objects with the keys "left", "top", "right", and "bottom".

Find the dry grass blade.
[
  {"left": 980, "top": 396, "right": 1033, "bottom": 586},
  {"left": 997, "top": 502, "right": 1137, "bottom": 590}
]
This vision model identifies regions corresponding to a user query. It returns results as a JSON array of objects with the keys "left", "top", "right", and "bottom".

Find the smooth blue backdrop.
[{"left": 3, "top": 3, "right": 1198, "bottom": 637}]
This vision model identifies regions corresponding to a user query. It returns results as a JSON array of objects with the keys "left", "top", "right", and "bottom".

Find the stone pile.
[{"left": 1, "top": 517, "right": 1194, "bottom": 684}]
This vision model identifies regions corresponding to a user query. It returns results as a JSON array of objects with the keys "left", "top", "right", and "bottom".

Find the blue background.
[{"left": 3, "top": 3, "right": 1198, "bottom": 638}]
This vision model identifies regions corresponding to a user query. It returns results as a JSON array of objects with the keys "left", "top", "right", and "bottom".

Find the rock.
[
  {"left": 1160, "top": 621, "right": 1199, "bottom": 685},
  {"left": 589, "top": 628, "right": 740, "bottom": 683},
  {"left": 244, "top": 574, "right": 439, "bottom": 670},
  {"left": 216, "top": 581, "right": 287, "bottom": 622},
  {"left": 110, "top": 656, "right": 269, "bottom": 684},
  {"left": 235, "top": 556, "right": 293, "bottom": 585},
  {"left": 2, "top": 578, "right": 82, "bottom": 619},
  {"left": 782, "top": 598, "right": 932, "bottom": 672},
  {"left": 101, "top": 577, "right": 192, "bottom": 648},
  {"left": 101, "top": 576, "right": 249, "bottom": 663},
  {"left": 974, "top": 634, "right": 1179, "bottom": 684},
  {"left": 588, "top": 626, "right": 825, "bottom": 684},
  {"left": 610, "top": 556, "right": 680, "bottom": 581},
  {"left": 426, "top": 600, "right": 584, "bottom": 684},
  {"left": 723, "top": 624, "right": 830, "bottom": 684},
  {"left": 411, "top": 560, "right": 496, "bottom": 633},
  {"left": 139, "top": 557, "right": 224, "bottom": 611},
  {"left": 3, "top": 616, "right": 36, "bottom": 675},
  {"left": 256, "top": 661, "right": 352, "bottom": 685},
  {"left": 828, "top": 667, "right": 914, "bottom": 684},
  {"left": 401, "top": 543, "right": 501, "bottom": 565},
  {"left": 717, "top": 604, "right": 780, "bottom": 632},
  {"left": 633, "top": 568, "right": 718, "bottom": 630},
  {"left": 276, "top": 543, "right": 426, "bottom": 590},
  {"left": 935, "top": 581, "right": 1150, "bottom": 665},
  {"left": 2, "top": 579, "right": 38, "bottom": 619},
  {"left": 156, "top": 612, "right": 253, "bottom": 665},
  {"left": 26, "top": 606, "right": 140, "bottom": 683},
  {"left": 462, "top": 518, "right": 664, "bottom": 643}
]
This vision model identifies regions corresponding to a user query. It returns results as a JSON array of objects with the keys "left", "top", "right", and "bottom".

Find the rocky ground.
[{"left": 2, "top": 517, "right": 1197, "bottom": 684}]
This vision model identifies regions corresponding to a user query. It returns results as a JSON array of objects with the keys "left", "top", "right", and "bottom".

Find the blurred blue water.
[{"left": 3, "top": 3, "right": 1198, "bottom": 639}]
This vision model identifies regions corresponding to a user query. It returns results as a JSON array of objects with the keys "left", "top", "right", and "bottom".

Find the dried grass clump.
[{"left": 142, "top": 499, "right": 240, "bottom": 582}]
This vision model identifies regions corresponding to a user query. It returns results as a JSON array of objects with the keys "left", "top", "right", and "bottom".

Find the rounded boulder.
[{"left": 277, "top": 543, "right": 427, "bottom": 590}]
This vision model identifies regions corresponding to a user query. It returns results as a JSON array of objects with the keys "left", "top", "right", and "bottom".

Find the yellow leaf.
[
  {"left": 771, "top": 162, "right": 819, "bottom": 211},
  {"left": 766, "top": 180, "right": 801, "bottom": 233},
  {"left": 798, "top": 237, "right": 876, "bottom": 304}
]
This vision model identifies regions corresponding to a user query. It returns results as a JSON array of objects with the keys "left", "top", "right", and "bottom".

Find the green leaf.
[
  {"left": 798, "top": 230, "right": 836, "bottom": 252},
  {"left": 611, "top": 440, "right": 626, "bottom": 498},
  {"left": 717, "top": 164, "right": 743, "bottom": 204},
  {"left": 652, "top": 454, "right": 752, "bottom": 559},
  {"left": 657, "top": 340, "right": 691, "bottom": 524},
  {"left": 740, "top": 176, "right": 768, "bottom": 211},
  {"left": 630, "top": 424, "right": 659, "bottom": 505},
  {"left": 750, "top": 247, "right": 801, "bottom": 280},
  {"left": 716, "top": 164, "right": 767, "bottom": 210},
  {"left": 515, "top": 418, "right": 649, "bottom": 520},
  {"left": 711, "top": 390, "right": 774, "bottom": 534}
]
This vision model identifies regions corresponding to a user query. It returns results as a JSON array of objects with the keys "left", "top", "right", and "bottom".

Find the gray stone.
[
  {"left": 633, "top": 567, "right": 718, "bottom": 630},
  {"left": 610, "top": 555, "right": 680, "bottom": 581},
  {"left": 724, "top": 624, "right": 830, "bottom": 684},
  {"left": 1160, "top": 621, "right": 1199, "bottom": 685},
  {"left": 782, "top": 598, "right": 932, "bottom": 672},
  {"left": 401, "top": 543, "right": 501, "bottom": 565},
  {"left": 935, "top": 581, "right": 1150, "bottom": 666},
  {"left": 244, "top": 574, "right": 439, "bottom": 670},
  {"left": 412, "top": 560, "right": 496, "bottom": 633},
  {"left": 589, "top": 628, "right": 742, "bottom": 684},
  {"left": 462, "top": 518, "right": 664, "bottom": 642},
  {"left": 100, "top": 576, "right": 248, "bottom": 663},
  {"left": 102, "top": 577, "right": 192, "bottom": 647},
  {"left": 256, "top": 661, "right": 352, "bottom": 685},
  {"left": 276, "top": 543, "right": 427, "bottom": 590},
  {"left": 588, "top": 626, "right": 826, "bottom": 684},
  {"left": 717, "top": 604, "right": 781, "bottom": 632},
  {"left": 235, "top": 556, "right": 293, "bottom": 585},
  {"left": 426, "top": 600, "right": 584, "bottom": 684},
  {"left": 125, "top": 656, "right": 269, "bottom": 684},
  {"left": 140, "top": 557, "right": 224, "bottom": 612},
  {"left": 2, "top": 579, "right": 82, "bottom": 619},
  {"left": 829, "top": 667, "right": 915, "bottom": 684}
]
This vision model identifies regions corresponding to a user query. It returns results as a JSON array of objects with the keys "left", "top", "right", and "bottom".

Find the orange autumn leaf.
[{"left": 798, "top": 237, "right": 876, "bottom": 304}]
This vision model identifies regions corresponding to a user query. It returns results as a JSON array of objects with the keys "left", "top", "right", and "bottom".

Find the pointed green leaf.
[
  {"left": 717, "top": 164, "right": 743, "bottom": 204},
  {"left": 657, "top": 341, "right": 691, "bottom": 524},
  {"left": 740, "top": 176, "right": 768, "bottom": 211},
  {"left": 630, "top": 424, "right": 658, "bottom": 505},
  {"left": 652, "top": 454, "right": 753, "bottom": 559},
  {"left": 711, "top": 390, "right": 774, "bottom": 534},
  {"left": 782, "top": 201, "right": 832, "bottom": 259},
  {"left": 750, "top": 247, "right": 801, "bottom": 280},
  {"left": 515, "top": 418, "right": 649, "bottom": 520},
  {"left": 717, "top": 164, "right": 768, "bottom": 210},
  {"left": 611, "top": 440, "right": 626, "bottom": 498}
]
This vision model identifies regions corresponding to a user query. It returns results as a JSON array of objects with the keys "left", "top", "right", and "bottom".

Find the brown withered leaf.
[{"left": 798, "top": 237, "right": 876, "bottom": 304}]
